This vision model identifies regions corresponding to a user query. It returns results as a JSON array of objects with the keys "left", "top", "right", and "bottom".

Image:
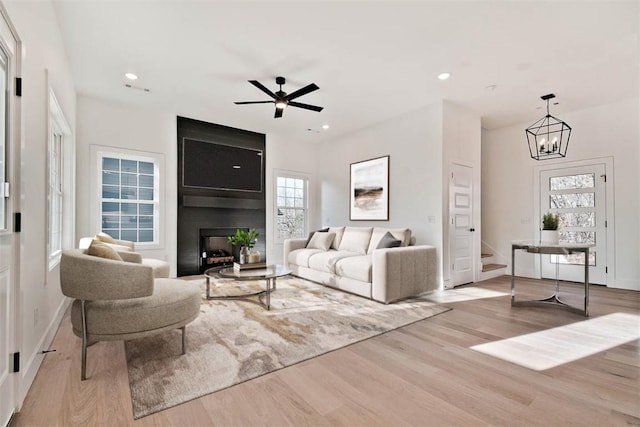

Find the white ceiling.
[{"left": 52, "top": 1, "right": 639, "bottom": 142}]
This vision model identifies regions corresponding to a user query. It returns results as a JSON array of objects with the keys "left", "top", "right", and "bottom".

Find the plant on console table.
[
  {"left": 227, "top": 229, "right": 260, "bottom": 264},
  {"left": 541, "top": 212, "right": 559, "bottom": 244}
]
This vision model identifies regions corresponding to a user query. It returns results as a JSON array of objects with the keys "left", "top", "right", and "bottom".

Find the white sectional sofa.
[{"left": 284, "top": 226, "right": 438, "bottom": 303}]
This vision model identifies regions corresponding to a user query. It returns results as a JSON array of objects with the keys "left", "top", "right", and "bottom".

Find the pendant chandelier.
[{"left": 525, "top": 93, "right": 571, "bottom": 160}]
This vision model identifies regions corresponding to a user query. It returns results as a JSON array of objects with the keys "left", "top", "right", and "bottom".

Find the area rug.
[{"left": 125, "top": 277, "right": 450, "bottom": 419}]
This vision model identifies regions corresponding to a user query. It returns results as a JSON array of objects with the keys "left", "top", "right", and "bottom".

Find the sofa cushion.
[
  {"left": 328, "top": 226, "right": 345, "bottom": 250},
  {"left": 338, "top": 227, "right": 373, "bottom": 255},
  {"left": 288, "top": 248, "right": 324, "bottom": 268},
  {"left": 306, "top": 232, "right": 335, "bottom": 251},
  {"left": 86, "top": 240, "right": 123, "bottom": 261},
  {"left": 367, "top": 228, "right": 412, "bottom": 254},
  {"left": 308, "top": 250, "right": 360, "bottom": 274},
  {"left": 376, "top": 231, "right": 402, "bottom": 249},
  {"left": 336, "top": 255, "right": 373, "bottom": 283}
]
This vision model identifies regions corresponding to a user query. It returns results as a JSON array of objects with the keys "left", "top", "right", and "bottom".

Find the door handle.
[{"left": 469, "top": 228, "right": 475, "bottom": 232}]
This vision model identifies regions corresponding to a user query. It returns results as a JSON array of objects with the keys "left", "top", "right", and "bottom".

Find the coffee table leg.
[
  {"left": 265, "top": 278, "right": 271, "bottom": 310},
  {"left": 206, "top": 276, "right": 210, "bottom": 299}
]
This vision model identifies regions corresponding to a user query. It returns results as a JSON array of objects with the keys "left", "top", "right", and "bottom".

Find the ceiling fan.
[{"left": 235, "top": 76, "right": 323, "bottom": 118}]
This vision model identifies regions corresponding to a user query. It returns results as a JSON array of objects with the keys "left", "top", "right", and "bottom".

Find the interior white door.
[
  {"left": 0, "top": 8, "right": 18, "bottom": 426},
  {"left": 540, "top": 164, "right": 607, "bottom": 285},
  {"left": 450, "top": 163, "right": 474, "bottom": 286}
]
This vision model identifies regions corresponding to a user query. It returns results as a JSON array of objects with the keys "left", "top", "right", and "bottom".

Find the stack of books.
[{"left": 233, "top": 261, "right": 267, "bottom": 271}]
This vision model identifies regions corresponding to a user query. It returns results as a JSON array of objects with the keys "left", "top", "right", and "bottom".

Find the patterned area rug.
[{"left": 125, "top": 277, "right": 450, "bottom": 419}]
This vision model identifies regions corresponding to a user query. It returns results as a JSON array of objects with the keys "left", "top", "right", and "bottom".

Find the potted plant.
[
  {"left": 227, "top": 228, "right": 259, "bottom": 264},
  {"left": 541, "top": 212, "right": 559, "bottom": 244}
]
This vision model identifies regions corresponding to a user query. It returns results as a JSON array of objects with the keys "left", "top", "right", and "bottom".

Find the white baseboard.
[
  {"left": 18, "top": 297, "right": 71, "bottom": 408},
  {"left": 610, "top": 277, "right": 640, "bottom": 291}
]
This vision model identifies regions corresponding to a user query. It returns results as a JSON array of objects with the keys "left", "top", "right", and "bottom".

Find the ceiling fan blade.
[
  {"left": 274, "top": 108, "right": 284, "bottom": 118},
  {"left": 288, "top": 101, "right": 323, "bottom": 112},
  {"left": 285, "top": 83, "right": 319, "bottom": 101},
  {"left": 249, "top": 80, "right": 277, "bottom": 98},
  {"left": 234, "top": 101, "right": 273, "bottom": 105}
]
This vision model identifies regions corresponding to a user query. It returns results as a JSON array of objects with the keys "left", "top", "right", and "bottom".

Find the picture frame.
[{"left": 349, "top": 155, "right": 389, "bottom": 221}]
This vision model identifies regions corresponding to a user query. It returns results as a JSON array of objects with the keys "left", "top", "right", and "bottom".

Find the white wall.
[
  {"left": 317, "top": 103, "right": 445, "bottom": 286},
  {"left": 3, "top": 0, "right": 76, "bottom": 403},
  {"left": 265, "top": 132, "right": 318, "bottom": 264},
  {"left": 442, "top": 101, "right": 482, "bottom": 287},
  {"left": 482, "top": 98, "right": 639, "bottom": 290},
  {"left": 76, "top": 95, "right": 178, "bottom": 274}
]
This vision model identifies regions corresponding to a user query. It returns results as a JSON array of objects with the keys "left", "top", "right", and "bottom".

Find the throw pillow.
[
  {"left": 86, "top": 239, "right": 123, "bottom": 261},
  {"left": 305, "top": 227, "right": 329, "bottom": 247},
  {"left": 376, "top": 231, "right": 402, "bottom": 249},
  {"left": 306, "top": 232, "right": 336, "bottom": 251},
  {"left": 95, "top": 232, "right": 117, "bottom": 244},
  {"left": 104, "top": 242, "right": 133, "bottom": 252}
]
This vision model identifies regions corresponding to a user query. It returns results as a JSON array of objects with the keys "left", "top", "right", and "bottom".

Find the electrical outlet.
[{"left": 428, "top": 216, "right": 436, "bottom": 223}]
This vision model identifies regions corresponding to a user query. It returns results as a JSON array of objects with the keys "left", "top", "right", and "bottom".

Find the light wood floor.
[{"left": 12, "top": 276, "right": 640, "bottom": 426}]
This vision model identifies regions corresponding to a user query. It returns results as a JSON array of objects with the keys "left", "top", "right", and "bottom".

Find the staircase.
[{"left": 479, "top": 252, "right": 507, "bottom": 281}]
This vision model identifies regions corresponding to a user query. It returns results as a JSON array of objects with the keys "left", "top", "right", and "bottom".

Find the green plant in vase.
[
  {"left": 542, "top": 212, "right": 559, "bottom": 230},
  {"left": 227, "top": 229, "right": 259, "bottom": 264},
  {"left": 541, "top": 212, "right": 559, "bottom": 244}
]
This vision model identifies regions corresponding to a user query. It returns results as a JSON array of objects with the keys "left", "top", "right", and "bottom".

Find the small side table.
[{"left": 511, "top": 241, "right": 593, "bottom": 316}]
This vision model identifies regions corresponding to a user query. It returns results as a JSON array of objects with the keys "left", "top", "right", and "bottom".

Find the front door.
[
  {"left": 450, "top": 163, "right": 475, "bottom": 286},
  {"left": 540, "top": 164, "right": 608, "bottom": 285},
  {"left": 0, "top": 7, "right": 19, "bottom": 426}
]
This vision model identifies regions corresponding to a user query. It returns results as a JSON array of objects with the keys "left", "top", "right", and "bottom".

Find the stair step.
[
  {"left": 481, "top": 253, "right": 492, "bottom": 258},
  {"left": 482, "top": 263, "right": 507, "bottom": 272}
]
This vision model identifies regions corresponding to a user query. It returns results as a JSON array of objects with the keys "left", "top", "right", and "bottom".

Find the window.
[
  {"left": 99, "top": 154, "right": 158, "bottom": 243},
  {"left": 47, "top": 86, "right": 72, "bottom": 269},
  {"left": 0, "top": 47, "right": 6, "bottom": 231},
  {"left": 48, "top": 133, "right": 63, "bottom": 261},
  {"left": 275, "top": 175, "right": 308, "bottom": 243}
]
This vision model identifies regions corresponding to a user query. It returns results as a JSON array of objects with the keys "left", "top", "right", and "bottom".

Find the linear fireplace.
[{"left": 200, "top": 229, "right": 238, "bottom": 273}]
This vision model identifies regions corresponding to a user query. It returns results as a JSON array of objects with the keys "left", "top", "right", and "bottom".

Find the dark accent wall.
[{"left": 177, "top": 117, "right": 266, "bottom": 276}]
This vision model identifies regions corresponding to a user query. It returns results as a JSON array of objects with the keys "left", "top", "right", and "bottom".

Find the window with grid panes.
[
  {"left": 100, "top": 156, "right": 157, "bottom": 243},
  {"left": 275, "top": 175, "right": 307, "bottom": 242},
  {"left": 48, "top": 133, "right": 63, "bottom": 261}
]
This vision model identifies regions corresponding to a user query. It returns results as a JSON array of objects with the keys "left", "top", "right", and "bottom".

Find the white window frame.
[
  {"left": 274, "top": 171, "right": 309, "bottom": 244},
  {"left": 47, "top": 86, "right": 72, "bottom": 270},
  {"left": 90, "top": 145, "right": 164, "bottom": 250}
]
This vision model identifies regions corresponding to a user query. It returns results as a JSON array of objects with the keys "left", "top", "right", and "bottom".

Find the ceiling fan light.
[{"left": 275, "top": 100, "right": 288, "bottom": 109}]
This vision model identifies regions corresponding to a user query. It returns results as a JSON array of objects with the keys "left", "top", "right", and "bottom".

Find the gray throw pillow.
[{"left": 376, "top": 231, "right": 402, "bottom": 249}]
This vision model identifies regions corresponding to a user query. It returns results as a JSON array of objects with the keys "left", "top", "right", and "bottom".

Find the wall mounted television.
[{"left": 182, "top": 138, "right": 263, "bottom": 192}]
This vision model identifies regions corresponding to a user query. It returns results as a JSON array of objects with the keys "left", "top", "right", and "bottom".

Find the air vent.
[{"left": 124, "top": 84, "right": 151, "bottom": 93}]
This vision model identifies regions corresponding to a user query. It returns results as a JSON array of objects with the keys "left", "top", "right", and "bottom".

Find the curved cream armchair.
[
  {"left": 60, "top": 249, "right": 201, "bottom": 380},
  {"left": 78, "top": 237, "right": 171, "bottom": 278}
]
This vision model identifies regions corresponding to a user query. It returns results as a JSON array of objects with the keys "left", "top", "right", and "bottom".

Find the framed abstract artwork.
[{"left": 349, "top": 155, "right": 389, "bottom": 221}]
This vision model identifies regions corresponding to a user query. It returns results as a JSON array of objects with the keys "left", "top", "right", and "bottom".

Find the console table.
[{"left": 511, "top": 241, "right": 593, "bottom": 316}]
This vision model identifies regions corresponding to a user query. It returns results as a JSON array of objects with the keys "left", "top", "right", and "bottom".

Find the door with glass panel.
[{"left": 540, "top": 164, "right": 607, "bottom": 285}]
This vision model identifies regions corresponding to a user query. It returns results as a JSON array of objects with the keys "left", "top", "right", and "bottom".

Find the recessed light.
[
  {"left": 232, "top": 165, "right": 241, "bottom": 169},
  {"left": 322, "top": 124, "right": 330, "bottom": 130},
  {"left": 438, "top": 72, "right": 451, "bottom": 81},
  {"left": 125, "top": 73, "right": 138, "bottom": 80}
]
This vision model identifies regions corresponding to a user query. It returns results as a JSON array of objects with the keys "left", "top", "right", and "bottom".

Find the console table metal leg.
[
  {"left": 584, "top": 248, "right": 589, "bottom": 317},
  {"left": 511, "top": 246, "right": 516, "bottom": 306}
]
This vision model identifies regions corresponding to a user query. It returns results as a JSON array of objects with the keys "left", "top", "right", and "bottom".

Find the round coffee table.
[{"left": 204, "top": 264, "right": 291, "bottom": 310}]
